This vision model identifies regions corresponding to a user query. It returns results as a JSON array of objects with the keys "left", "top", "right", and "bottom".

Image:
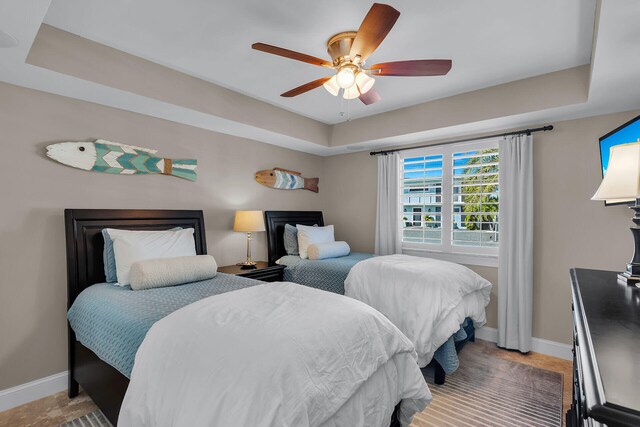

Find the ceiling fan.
[{"left": 252, "top": 3, "right": 452, "bottom": 106}]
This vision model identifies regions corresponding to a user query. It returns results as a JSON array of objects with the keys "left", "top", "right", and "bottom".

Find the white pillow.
[
  {"left": 308, "top": 241, "right": 350, "bottom": 260},
  {"left": 106, "top": 228, "right": 196, "bottom": 286},
  {"left": 296, "top": 224, "right": 334, "bottom": 259},
  {"left": 129, "top": 255, "right": 217, "bottom": 290}
]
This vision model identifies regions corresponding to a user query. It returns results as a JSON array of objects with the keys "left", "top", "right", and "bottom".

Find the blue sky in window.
[
  {"left": 403, "top": 155, "right": 443, "bottom": 179},
  {"left": 403, "top": 150, "right": 497, "bottom": 179},
  {"left": 600, "top": 118, "right": 640, "bottom": 175}
]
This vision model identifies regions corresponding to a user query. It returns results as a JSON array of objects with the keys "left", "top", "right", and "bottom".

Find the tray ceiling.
[{"left": 43, "top": 0, "right": 595, "bottom": 124}]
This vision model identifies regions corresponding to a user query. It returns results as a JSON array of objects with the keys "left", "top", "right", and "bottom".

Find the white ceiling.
[{"left": 42, "top": 0, "right": 595, "bottom": 124}]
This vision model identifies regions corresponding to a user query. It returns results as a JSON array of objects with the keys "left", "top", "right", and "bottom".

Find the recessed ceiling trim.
[{"left": 0, "top": 29, "right": 18, "bottom": 48}]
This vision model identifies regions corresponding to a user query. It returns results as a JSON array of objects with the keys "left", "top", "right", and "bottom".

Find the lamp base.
[
  {"left": 236, "top": 261, "right": 257, "bottom": 270},
  {"left": 620, "top": 202, "right": 640, "bottom": 288}
]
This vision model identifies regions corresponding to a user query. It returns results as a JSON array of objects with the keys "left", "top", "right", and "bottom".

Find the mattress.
[
  {"left": 67, "top": 273, "right": 260, "bottom": 378},
  {"left": 277, "top": 252, "right": 374, "bottom": 294}
]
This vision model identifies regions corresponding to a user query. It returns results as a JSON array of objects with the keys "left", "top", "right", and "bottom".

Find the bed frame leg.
[
  {"left": 434, "top": 363, "right": 446, "bottom": 385},
  {"left": 68, "top": 326, "right": 78, "bottom": 398},
  {"left": 69, "top": 376, "right": 79, "bottom": 398},
  {"left": 389, "top": 403, "right": 401, "bottom": 427}
]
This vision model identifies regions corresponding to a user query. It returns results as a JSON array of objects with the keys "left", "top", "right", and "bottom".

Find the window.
[{"left": 400, "top": 139, "right": 499, "bottom": 263}]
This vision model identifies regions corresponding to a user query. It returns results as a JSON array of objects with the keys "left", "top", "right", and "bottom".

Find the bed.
[
  {"left": 65, "top": 209, "right": 430, "bottom": 426},
  {"left": 65, "top": 209, "right": 209, "bottom": 423},
  {"left": 264, "top": 210, "right": 485, "bottom": 385}
]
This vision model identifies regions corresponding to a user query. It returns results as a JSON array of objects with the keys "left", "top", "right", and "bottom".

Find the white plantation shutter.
[
  {"left": 451, "top": 147, "right": 499, "bottom": 250},
  {"left": 400, "top": 139, "right": 499, "bottom": 257},
  {"left": 401, "top": 154, "right": 444, "bottom": 246}
]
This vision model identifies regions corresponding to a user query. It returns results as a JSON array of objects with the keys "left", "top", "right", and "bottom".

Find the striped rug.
[
  {"left": 60, "top": 410, "right": 111, "bottom": 427},
  {"left": 413, "top": 348, "right": 563, "bottom": 427}
]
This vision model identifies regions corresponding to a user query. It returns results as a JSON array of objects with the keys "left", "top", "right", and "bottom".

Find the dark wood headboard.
[
  {"left": 64, "top": 209, "right": 207, "bottom": 309},
  {"left": 264, "top": 211, "right": 324, "bottom": 266}
]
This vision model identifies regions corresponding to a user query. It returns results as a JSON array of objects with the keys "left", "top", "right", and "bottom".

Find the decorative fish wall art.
[
  {"left": 255, "top": 168, "right": 319, "bottom": 193},
  {"left": 46, "top": 140, "right": 197, "bottom": 181}
]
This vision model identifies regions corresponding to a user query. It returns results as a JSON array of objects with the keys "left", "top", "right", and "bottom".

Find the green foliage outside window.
[{"left": 460, "top": 150, "right": 499, "bottom": 231}]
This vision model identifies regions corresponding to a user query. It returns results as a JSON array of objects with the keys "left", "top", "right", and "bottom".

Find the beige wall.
[
  {"left": 324, "top": 110, "right": 638, "bottom": 345},
  {"left": 0, "top": 82, "right": 326, "bottom": 390}
]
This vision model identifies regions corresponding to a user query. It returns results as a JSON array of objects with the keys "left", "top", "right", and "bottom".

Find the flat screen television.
[{"left": 599, "top": 114, "right": 640, "bottom": 206}]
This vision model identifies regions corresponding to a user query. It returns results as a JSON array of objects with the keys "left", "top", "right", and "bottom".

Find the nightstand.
[{"left": 217, "top": 261, "right": 285, "bottom": 282}]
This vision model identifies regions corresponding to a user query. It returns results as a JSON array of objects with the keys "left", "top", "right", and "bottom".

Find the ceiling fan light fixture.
[
  {"left": 355, "top": 71, "right": 375, "bottom": 94},
  {"left": 252, "top": 3, "right": 452, "bottom": 105},
  {"left": 343, "top": 85, "right": 360, "bottom": 100},
  {"left": 323, "top": 75, "right": 340, "bottom": 96},
  {"left": 336, "top": 66, "right": 356, "bottom": 89}
]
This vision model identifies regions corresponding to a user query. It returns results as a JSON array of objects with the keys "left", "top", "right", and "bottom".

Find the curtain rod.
[{"left": 369, "top": 125, "right": 554, "bottom": 156}]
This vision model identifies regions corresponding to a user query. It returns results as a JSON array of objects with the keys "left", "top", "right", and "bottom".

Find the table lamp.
[
  {"left": 592, "top": 141, "right": 640, "bottom": 286},
  {"left": 233, "top": 210, "right": 265, "bottom": 269}
]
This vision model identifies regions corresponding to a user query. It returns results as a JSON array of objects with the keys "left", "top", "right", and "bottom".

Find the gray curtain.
[
  {"left": 497, "top": 134, "right": 533, "bottom": 352},
  {"left": 375, "top": 153, "right": 401, "bottom": 255}
]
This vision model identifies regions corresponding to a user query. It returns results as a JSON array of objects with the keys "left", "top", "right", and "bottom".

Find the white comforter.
[
  {"left": 345, "top": 255, "right": 492, "bottom": 367},
  {"left": 118, "top": 282, "right": 431, "bottom": 427}
]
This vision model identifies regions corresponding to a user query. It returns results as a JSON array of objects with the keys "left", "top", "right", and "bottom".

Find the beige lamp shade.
[
  {"left": 592, "top": 142, "right": 640, "bottom": 203},
  {"left": 233, "top": 210, "right": 265, "bottom": 232}
]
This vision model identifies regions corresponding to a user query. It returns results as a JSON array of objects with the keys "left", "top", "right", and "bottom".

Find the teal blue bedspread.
[
  {"left": 433, "top": 319, "right": 471, "bottom": 374},
  {"left": 277, "top": 252, "right": 374, "bottom": 294},
  {"left": 67, "top": 273, "right": 260, "bottom": 378}
]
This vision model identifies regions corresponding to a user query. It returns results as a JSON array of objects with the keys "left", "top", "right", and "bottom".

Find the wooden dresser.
[{"left": 568, "top": 268, "right": 640, "bottom": 427}]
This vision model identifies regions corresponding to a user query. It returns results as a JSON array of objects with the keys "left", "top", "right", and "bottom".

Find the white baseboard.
[
  {"left": 474, "top": 326, "right": 499, "bottom": 342},
  {"left": 475, "top": 326, "right": 572, "bottom": 360},
  {"left": 0, "top": 371, "right": 68, "bottom": 413}
]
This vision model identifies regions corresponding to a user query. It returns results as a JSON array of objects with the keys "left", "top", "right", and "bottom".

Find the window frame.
[{"left": 399, "top": 138, "right": 500, "bottom": 267}]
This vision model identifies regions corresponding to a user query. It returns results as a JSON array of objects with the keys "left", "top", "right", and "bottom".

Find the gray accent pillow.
[
  {"left": 102, "top": 229, "right": 118, "bottom": 282},
  {"left": 283, "top": 224, "right": 300, "bottom": 256},
  {"left": 283, "top": 223, "right": 317, "bottom": 256},
  {"left": 102, "top": 227, "right": 182, "bottom": 283}
]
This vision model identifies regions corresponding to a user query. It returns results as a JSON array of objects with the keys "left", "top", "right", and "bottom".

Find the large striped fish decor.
[
  {"left": 46, "top": 140, "right": 197, "bottom": 181},
  {"left": 255, "top": 168, "right": 319, "bottom": 192}
]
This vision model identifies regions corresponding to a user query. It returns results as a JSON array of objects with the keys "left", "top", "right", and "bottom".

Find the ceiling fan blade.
[
  {"left": 350, "top": 3, "right": 400, "bottom": 62},
  {"left": 359, "top": 88, "right": 381, "bottom": 105},
  {"left": 281, "top": 77, "right": 331, "bottom": 97},
  {"left": 252, "top": 43, "right": 333, "bottom": 68},
  {"left": 370, "top": 60, "right": 452, "bottom": 76}
]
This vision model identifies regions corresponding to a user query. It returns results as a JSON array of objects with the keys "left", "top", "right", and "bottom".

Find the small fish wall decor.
[
  {"left": 46, "top": 140, "right": 197, "bottom": 181},
  {"left": 255, "top": 168, "right": 319, "bottom": 193}
]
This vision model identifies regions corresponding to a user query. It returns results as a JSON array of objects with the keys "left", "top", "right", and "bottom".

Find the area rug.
[
  {"left": 60, "top": 410, "right": 111, "bottom": 427},
  {"left": 413, "top": 348, "right": 563, "bottom": 427}
]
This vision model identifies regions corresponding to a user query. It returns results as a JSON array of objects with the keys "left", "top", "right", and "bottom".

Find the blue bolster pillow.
[{"left": 307, "top": 241, "right": 351, "bottom": 260}]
